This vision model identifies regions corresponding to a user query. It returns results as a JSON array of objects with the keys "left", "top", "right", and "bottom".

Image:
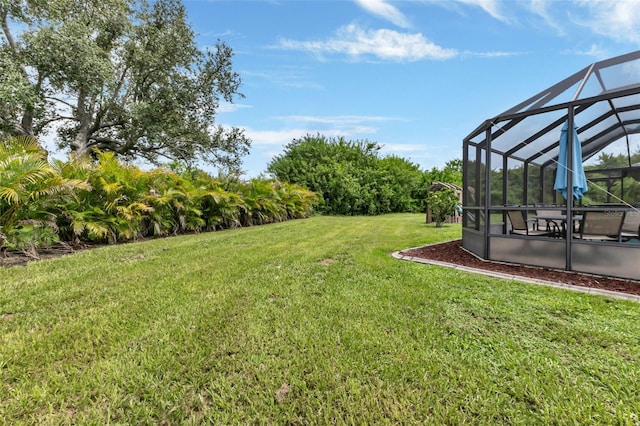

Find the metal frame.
[{"left": 462, "top": 50, "right": 640, "bottom": 281}]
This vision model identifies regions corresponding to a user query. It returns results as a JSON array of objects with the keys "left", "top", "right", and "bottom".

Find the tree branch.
[
  {"left": 92, "top": 63, "right": 130, "bottom": 136},
  {"left": 45, "top": 96, "right": 77, "bottom": 111},
  {"left": 1, "top": 6, "right": 18, "bottom": 55},
  {"left": 33, "top": 115, "right": 76, "bottom": 135},
  {"left": 91, "top": 136, "right": 124, "bottom": 147},
  {"left": 1, "top": 6, "right": 29, "bottom": 79},
  {"left": 98, "top": 120, "right": 125, "bottom": 129},
  {"left": 113, "top": 64, "right": 129, "bottom": 102},
  {"left": 38, "top": 116, "right": 76, "bottom": 126}
]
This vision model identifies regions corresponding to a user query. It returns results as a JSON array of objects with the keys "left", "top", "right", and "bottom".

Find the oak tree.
[{"left": 0, "top": 0, "right": 249, "bottom": 170}]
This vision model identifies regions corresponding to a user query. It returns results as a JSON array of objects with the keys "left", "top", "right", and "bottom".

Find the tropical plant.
[
  {"left": 0, "top": 136, "right": 88, "bottom": 252},
  {"left": 56, "top": 151, "right": 152, "bottom": 243},
  {"left": 235, "top": 179, "right": 285, "bottom": 226},
  {"left": 143, "top": 169, "right": 205, "bottom": 236},
  {"left": 1, "top": 138, "right": 319, "bottom": 251},
  {"left": 180, "top": 170, "right": 244, "bottom": 230},
  {"left": 274, "top": 180, "right": 319, "bottom": 219}
]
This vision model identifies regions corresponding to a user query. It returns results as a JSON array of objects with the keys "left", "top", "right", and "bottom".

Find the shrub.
[
  {"left": 1, "top": 142, "right": 319, "bottom": 250},
  {"left": 267, "top": 135, "right": 427, "bottom": 215},
  {"left": 0, "top": 136, "right": 88, "bottom": 252},
  {"left": 427, "top": 188, "right": 458, "bottom": 228}
]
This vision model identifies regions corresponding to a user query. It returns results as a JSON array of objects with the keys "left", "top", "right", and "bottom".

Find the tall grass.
[{"left": 1, "top": 215, "right": 639, "bottom": 424}]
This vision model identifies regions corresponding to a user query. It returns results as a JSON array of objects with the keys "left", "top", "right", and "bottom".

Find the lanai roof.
[{"left": 464, "top": 50, "right": 640, "bottom": 170}]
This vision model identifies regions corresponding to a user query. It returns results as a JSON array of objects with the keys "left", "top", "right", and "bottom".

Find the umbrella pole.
[{"left": 565, "top": 111, "right": 574, "bottom": 272}]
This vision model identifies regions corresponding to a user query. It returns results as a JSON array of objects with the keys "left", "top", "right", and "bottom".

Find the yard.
[{"left": 1, "top": 214, "right": 639, "bottom": 423}]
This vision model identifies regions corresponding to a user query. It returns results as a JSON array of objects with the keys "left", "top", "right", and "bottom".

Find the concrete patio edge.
[{"left": 391, "top": 246, "right": 640, "bottom": 304}]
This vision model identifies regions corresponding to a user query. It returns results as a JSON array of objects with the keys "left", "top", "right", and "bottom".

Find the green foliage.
[
  {"left": 425, "top": 159, "right": 462, "bottom": 187},
  {"left": 267, "top": 134, "right": 431, "bottom": 215},
  {"left": 377, "top": 156, "right": 427, "bottom": 212},
  {"left": 1, "top": 0, "right": 249, "bottom": 170},
  {"left": 0, "top": 50, "right": 38, "bottom": 137},
  {"left": 587, "top": 151, "right": 640, "bottom": 170},
  {"left": 0, "top": 138, "right": 318, "bottom": 250},
  {"left": 582, "top": 149, "right": 640, "bottom": 205},
  {"left": 0, "top": 136, "right": 88, "bottom": 250},
  {"left": 223, "top": 177, "right": 319, "bottom": 226},
  {"left": 1, "top": 222, "right": 59, "bottom": 253},
  {"left": 478, "top": 147, "right": 640, "bottom": 207},
  {"left": 427, "top": 187, "right": 459, "bottom": 227},
  {"left": 54, "top": 152, "right": 150, "bottom": 243}
]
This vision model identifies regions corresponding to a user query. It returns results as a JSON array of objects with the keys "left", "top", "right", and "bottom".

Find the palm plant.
[
  {"left": 237, "top": 179, "right": 287, "bottom": 226},
  {"left": 274, "top": 181, "right": 319, "bottom": 219},
  {"left": 199, "top": 187, "right": 243, "bottom": 230},
  {"left": 57, "top": 152, "right": 152, "bottom": 243},
  {"left": 0, "top": 136, "right": 88, "bottom": 252},
  {"left": 188, "top": 172, "right": 244, "bottom": 230},
  {"left": 143, "top": 169, "right": 204, "bottom": 236},
  {"left": 55, "top": 158, "right": 109, "bottom": 243}
]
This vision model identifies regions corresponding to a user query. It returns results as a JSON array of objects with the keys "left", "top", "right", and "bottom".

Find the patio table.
[{"left": 533, "top": 214, "right": 583, "bottom": 238}]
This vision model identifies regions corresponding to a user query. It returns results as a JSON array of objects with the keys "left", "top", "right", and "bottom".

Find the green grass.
[{"left": 1, "top": 214, "right": 640, "bottom": 424}]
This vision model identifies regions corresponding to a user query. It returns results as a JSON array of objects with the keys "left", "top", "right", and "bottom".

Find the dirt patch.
[
  {"left": 400, "top": 240, "right": 640, "bottom": 297},
  {"left": 0, "top": 243, "right": 94, "bottom": 268},
  {"left": 275, "top": 383, "right": 291, "bottom": 403}
]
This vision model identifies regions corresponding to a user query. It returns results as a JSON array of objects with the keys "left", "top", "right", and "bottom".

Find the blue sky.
[{"left": 183, "top": 0, "right": 640, "bottom": 177}]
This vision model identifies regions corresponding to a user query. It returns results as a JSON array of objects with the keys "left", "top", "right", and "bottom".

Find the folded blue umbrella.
[{"left": 554, "top": 120, "right": 588, "bottom": 200}]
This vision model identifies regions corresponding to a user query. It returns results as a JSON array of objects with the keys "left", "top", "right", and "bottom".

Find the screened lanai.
[{"left": 462, "top": 50, "right": 640, "bottom": 281}]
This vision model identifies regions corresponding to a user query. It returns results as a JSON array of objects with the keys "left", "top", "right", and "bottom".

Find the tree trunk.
[
  {"left": 72, "top": 91, "right": 92, "bottom": 158},
  {"left": 18, "top": 108, "right": 35, "bottom": 137},
  {"left": 72, "top": 129, "right": 90, "bottom": 158}
]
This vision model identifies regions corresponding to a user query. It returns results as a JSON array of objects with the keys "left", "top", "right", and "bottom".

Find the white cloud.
[
  {"left": 522, "top": 0, "right": 640, "bottom": 46},
  {"left": 236, "top": 115, "right": 405, "bottom": 148},
  {"left": 272, "top": 114, "right": 408, "bottom": 136},
  {"left": 217, "top": 101, "right": 252, "bottom": 113},
  {"left": 277, "top": 24, "right": 457, "bottom": 62},
  {"left": 422, "top": 0, "right": 510, "bottom": 23},
  {"left": 529, "top": 0, "right": 564, "bottom": 35},
  {"left": 279, "top": 115, "right": 404, "bottom": 125},
  {"left": 244, "top": 128, "right": 314, "bottom": 146},
  {"left": 562, "top": 44, "right": 609, "bottom": 60},
  {"left": 433, "top": 0, "right": 640, "bottom": 45},
  {"left": 379, "top": 143, "right": 424, "bottom": 153},
  {"left": 455, "top": 0, "right": 509, "bottom": 22},
  {"left": 242, "top": 68, "right": 324, "bottom": 90},
  {"left": 355, "top": 0, "right": 412, "bottom": 28},
  {"left": 570, "top": 0, "right": 640, "bottom": 43},
  {"left": 461, "top": 50, "right": 526, "bottom": 58},
  {"left": 245, "top": 127, "right": 363, "bottom": 147}
]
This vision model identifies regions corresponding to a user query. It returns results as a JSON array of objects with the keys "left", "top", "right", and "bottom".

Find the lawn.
[{"left": 1, "top": 214, "right": 639, "bottom": 424}]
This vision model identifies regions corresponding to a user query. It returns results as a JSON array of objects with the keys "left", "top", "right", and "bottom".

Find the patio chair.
[
  {"left": 534, "top": 209, "right": 563, "bottom": 217},
  {"left": 575, "top": 211, "right": 625, "bottom": 242},
  {"left": 620, "top": 210, "right": 640, "bottom": 240},
  {"left": 507, "top": 210, "right": 552, "bottom": 236}
]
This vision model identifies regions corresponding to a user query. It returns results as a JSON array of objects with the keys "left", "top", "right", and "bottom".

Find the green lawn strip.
[{"left": 1, "top": 214, "right": 639, "bottom": 424}]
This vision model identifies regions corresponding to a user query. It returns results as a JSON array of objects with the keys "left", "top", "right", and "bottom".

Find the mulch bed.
[{"left": 401, "top": 239, "right": 640, "bottom": 297}]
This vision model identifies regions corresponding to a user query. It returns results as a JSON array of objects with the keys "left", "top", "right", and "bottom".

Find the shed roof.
[{"left": 465, "top": 50, "right": 640, "bottom": 170}]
